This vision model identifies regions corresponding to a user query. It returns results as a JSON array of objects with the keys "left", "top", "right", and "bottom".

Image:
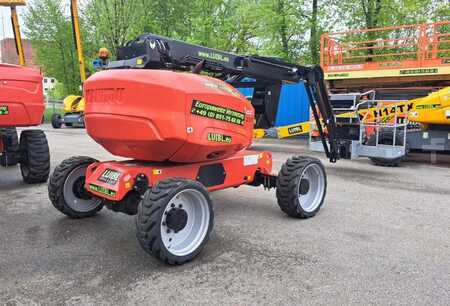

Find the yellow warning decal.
[{"left": 277, "top": 122, "right": 311, "bottom": 138}]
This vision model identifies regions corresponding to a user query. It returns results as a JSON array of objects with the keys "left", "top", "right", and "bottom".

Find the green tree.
[
  {"left": 257, "top": 0, "right": 308, "bottom": 62},
  {"left": 83, "top": 0, "right": 140, "bottom": 56},
  {"left": 24, "top": 0, "right": 82, "bottom": 95}
]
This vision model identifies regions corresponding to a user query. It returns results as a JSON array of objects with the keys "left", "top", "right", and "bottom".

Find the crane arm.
[
  {"left": 0, "top": 0, "right": 26, "bottom": 66},
  {"left": 70, "top": 0, "right": 86, "bottom": 83}
]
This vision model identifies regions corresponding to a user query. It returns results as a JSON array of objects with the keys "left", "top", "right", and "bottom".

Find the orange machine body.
[
  {"left": 84, "top": 69, "right": 255, "bottom": 163},
  {"left": 85, "top": 150, "right": 273, "bottom": 201},
  {"left": 0, "top": 64, "right": 44, "bottom": 127}
]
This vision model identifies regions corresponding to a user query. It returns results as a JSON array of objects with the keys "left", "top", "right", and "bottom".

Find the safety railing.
[
  {"left": 356, "top": 100, "right": 408, "bottom": 148},
  {"left": 309, "top": 98, "right": 408, "bottom": 160},
  {"left": 321, "top": 21, "right": 450, "bottom": 72}
]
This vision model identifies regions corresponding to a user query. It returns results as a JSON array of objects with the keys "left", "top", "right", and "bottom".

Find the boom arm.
[
  {"left": 0, "top": 1, "right": 27, "bottom": 66},
  {"left": 70, "top": 0, "right": 86, "bottom": 83},
  {"left": 108, "top": 33, "right": 340, "bottom": 162}
]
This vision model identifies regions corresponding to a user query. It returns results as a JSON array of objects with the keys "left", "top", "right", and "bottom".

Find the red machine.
[
  {"left": 0, "top": 64, "right": 50, "bottom": 183},
  {"left": 49, "top": 34, "right": 340, "bottom": 265}
]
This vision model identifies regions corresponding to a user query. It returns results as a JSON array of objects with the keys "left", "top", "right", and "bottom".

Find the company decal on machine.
[
  {"left": 89, "top": 184, "right": 116, "bottom": 197},
  {"left": 327, "top": 73, "right": 350, "bottom": 78},
  {"left": 416, "top": 104, "right": 440, "bottom": 110},
  {"left": 356, "top": 102, "right": 415, "bottom": 121},
  {"left": 98, "top": 169, "right": 121, "bottom": 185},
  {"left": 207, "top": 133, "right": 232, "bottom": 143},
  {"left": 198, "top": 51, "right": 230, "bottom": 63},
  {"left": 243, "top": 154, "right": 259, "bottom": 166},
  {"left": 0, "top": 106, "right": 9, "bottom": 115},
  {"left": 287, "top": 125, "right": 304, "bottom": 135},
  {"left": 191, "top": 100, "right": 245, "bottom": 126},
  {"left": 399, "top": 68, "right": 438, "bottom": 75}
]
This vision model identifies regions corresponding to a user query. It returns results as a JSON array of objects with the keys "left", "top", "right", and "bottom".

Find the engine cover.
[
  {"left": 0, "top": 64, "right": 44, "bottom": 127},
  {"left": 84, "top": 69, "right": 255, "bottom": 163}
]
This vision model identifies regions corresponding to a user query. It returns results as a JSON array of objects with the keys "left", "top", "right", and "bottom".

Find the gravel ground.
[{"left": 0, "top": 125, "right": 449, "bottom": 305}]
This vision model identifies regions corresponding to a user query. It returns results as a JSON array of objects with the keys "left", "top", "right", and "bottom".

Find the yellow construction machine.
[
  {"left": 51, "top": 0, "right": 90, "bottom": 128},
  {"left": 278, "top": 87, "right": 450, "bottom": 166}
]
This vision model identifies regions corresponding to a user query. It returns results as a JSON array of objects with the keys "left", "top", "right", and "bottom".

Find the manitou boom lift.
[
  {"left": 49, "top": 33, "right": 347, "bottom": 265},
  {"left": 109, "top": 33, "right": 341, "bottom": 162}
]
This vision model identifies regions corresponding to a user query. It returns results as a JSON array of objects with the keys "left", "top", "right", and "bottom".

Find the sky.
[
  {"left": 0, "top": 6, "right": 26, "bottom": 40},
  {"left": 0, "top": 0, "right": 87, "bottom": 40}
]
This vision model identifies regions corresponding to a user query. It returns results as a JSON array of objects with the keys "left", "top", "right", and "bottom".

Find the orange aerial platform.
[{"left": 321, "top": 21, "right": 450, "bottom": 91}]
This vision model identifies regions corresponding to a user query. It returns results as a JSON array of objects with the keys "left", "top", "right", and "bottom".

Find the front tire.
[
  {"left": 276, "top": 156, "right": 327, "bottom": 218},
  {"left": 48, "top": 156, "right": 103, "bottom": 218},
  {"left": 19, "top": 130, "right": 50, "bottom": 184},
  {"left": 136, "top": 178, "right": 214, "bottom": 265}
]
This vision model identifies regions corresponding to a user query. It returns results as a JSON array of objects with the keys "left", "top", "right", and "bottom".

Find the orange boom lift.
[
  {"left": 0, "top": 0, "right": 50, "bottom": 183},
  {"left": 49, "top": 33, "right": 346, "bottom": 265}
]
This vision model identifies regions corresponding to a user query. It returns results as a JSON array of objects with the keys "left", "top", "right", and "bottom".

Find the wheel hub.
[
  {"left": 72, "top": 177, "right": 91, "bottom": 200},
  {"left": 165, "top": 208, "right": 188, "bottom": 232},
  {"left": 299, "top": 178, "right": 310, "bottom": 195}
]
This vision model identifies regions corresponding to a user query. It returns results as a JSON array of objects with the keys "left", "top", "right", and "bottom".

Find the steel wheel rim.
[
  {"left": 161, "top": 189, "right": 210, "bottom": 257},
  {"left": 297, "top": 163, "right": 325, "bottom": 212},
  {"left": 63, "top": 165, "right": 102, "bottom": 212}
]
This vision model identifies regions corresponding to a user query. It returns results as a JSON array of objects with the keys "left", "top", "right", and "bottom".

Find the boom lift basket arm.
[{"left": 108, "top": 33, "right": 340, "bottom": 162}]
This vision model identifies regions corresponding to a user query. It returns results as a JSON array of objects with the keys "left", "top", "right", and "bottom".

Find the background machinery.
[
  {"left": 51, "top": 0, "right": 87, "bottom": 129},
  {"left": 309, "top": 21, "right": 450, "bottom": 166},
  {"left": 49, "top": 33, "right": 346, "bottom": 265}
]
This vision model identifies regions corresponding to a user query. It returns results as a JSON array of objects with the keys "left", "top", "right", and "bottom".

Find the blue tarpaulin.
[{"left": 238, "top": 82, "right": 310, "bottom": 127}]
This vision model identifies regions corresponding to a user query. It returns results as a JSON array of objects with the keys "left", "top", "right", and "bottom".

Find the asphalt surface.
[{"left": 1, "top": 125, "right": 449, "bottom": 305}]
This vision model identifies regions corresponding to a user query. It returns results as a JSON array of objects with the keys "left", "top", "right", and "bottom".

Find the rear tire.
[
  {"left": 51, "top": 113, "right": 62, "bottom": 129},
  {"left": 276, "top": 156, "right": 327, "bottom": 218},
  {"left": 19, "top": 130, "right": 50, "bottom": 184},
  {"left": 49, "top": 156, "right": 103, "bottom": 218},
  {"left": 0, "top": 127, "right": 19, "bottom": 166},
  {"left": 136, "top": 178, "right": 214, "bottom": 265}
]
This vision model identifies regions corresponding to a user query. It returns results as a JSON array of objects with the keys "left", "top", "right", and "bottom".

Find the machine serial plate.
[
  {"left": 98, "top": 169, "right": 121, "bottom": 185},
  {"left": 0, "top": 106, "right": 9, "bottom": 115},
  {"left": 89, "top": 184, "right": 116, "bottom": 197}
]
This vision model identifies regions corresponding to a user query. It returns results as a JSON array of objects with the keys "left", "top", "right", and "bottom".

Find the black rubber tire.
[
  {"left": 19, "top": 130, "right": 50, "bottom": 184},
  {"left": 0, "top": 127, "right": 19, "bottom": 166},
  {"left": 136, "top": 178, "right": 214, "bottom": 265},
  {"left": 78, "top": 115, "right": 85, "bottom": 128},
  {"left": 367, "top": 130, "right": 407, "bottom": 167},
  {"left": 51, "top": 113, "right": 62, "bottom": 129},
  {"left": 49, "top": 156, "right": 103, "bottom": 218},
  {"left": 276, "top": 156, "right": 327, "bottom": 219}
]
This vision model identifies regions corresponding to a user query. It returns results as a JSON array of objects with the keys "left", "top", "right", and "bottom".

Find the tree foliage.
[
  {"left": 24, "top": 0, "right": 81, "bottom": 96},
  {"left": 23, "top": 0, "right": 449, "bottom": 95}
]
